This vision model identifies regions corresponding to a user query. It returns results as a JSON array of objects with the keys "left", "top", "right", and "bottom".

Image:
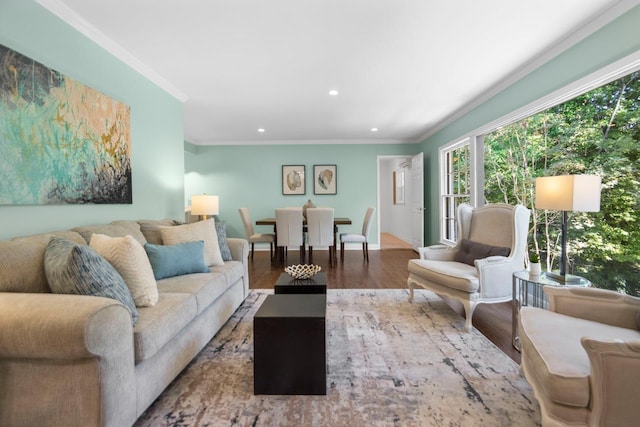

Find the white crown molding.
[
  {"left": 36, "top": 0, "right": 188, "bottom": 102},
  {"left": 416, "top": 0, "right": 640, "bottom": 143},
  {"left": 188, "top": 138, "right": 409, "bottom": 146}
]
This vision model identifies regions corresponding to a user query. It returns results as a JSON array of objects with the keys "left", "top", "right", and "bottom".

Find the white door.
[{"left": 411, "top": 153, "right": 424, "bottom": 250}]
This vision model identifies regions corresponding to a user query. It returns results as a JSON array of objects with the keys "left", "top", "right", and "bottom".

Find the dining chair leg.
[
  {"left": 364, "top": 243, "right": 369, "bottom": 262},
  {"left": 340, "top": 242, "right": 345, "bottom": 262},
  {"left": 269, "top": 243, "right": 273, "bottom": 261},
  {"left": 251, "top": 243, "right": 255, "bottom": 260}
]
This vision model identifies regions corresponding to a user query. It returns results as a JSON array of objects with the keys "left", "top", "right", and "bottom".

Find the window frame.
[{"left": 437, "top": 49, "right": 640, "bottom": 245}]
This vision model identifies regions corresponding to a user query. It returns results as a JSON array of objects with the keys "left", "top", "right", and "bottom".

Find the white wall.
[{"left": 379, "top": 156, "right": 412, "bottom": 243}]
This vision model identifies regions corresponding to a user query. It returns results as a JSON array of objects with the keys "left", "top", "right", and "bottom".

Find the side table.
[{"left": 512, "top": 270, "right": 590, "bottom": 351}]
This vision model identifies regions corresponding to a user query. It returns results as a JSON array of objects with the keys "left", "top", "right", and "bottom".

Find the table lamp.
[
  {"left": 535, "top": 175, "right": 601, "bottom": 283},
  {"left": 191, "top": 194, "right": 219, "bottom": 221}
]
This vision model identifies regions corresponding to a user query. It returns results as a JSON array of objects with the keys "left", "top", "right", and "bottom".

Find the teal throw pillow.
[
  {"left": 144, "top": 240, "right": 210, "bottom": 280},
  {"left": 215, "top": 220, "right": 233, "bottom": 261},
  {"left": 44, "top": 236, "right": 139, "bottom": 326}
]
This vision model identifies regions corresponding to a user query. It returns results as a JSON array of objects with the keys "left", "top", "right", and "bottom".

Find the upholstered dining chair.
[
  {"left": 407, "top": 203, "right": 530, "bottom": 332},
  {"left": 306, "top": 207, "right": 335, "bottom": 266},
  {"left": 238, "top": 207, "right": 274, "bottom": 260},
  {"left": 275, "top": 208, "right": 305, "bottom": 265},
  {"left": 340, "top": 207, "right": 376, "bottom": 262}
]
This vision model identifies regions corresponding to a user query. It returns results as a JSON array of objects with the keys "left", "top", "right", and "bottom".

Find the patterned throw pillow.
[
  {"left": 44, "top": 237, "right": 138, "bottom": 326},
  {"left": 90, "top": 234, "right": 159, "bottom": 307},
  {"left": 144, "top": 241, "right": 210, "bottom": 280},
  {"left": 159, "top": 218, "right": 224, "bottom": 267},
  {"left": 215, "top": 220, "right": 233, "bottom": 261}
]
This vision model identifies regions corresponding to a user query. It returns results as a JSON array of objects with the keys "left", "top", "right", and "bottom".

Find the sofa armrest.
[
  {"left": 418, "top": 245, "right": 456, "bottom": 261},
  {"left": 544, "top": 286, "right": 640, "bottom": 330},
  {"left": 581, "top": 337, "right": 640, "bottom": 426},
  {"left": 226, "top": 238, "right": 249, "bottom": 298},
  {"left": 0, "top": 292, "right": 137, "bottom": 426},
  {"left": 227, "top": 237, "right": 249, "bottom": 263},
  {"left": 0, "top": 293, "right": 133, "bottom": 359}
]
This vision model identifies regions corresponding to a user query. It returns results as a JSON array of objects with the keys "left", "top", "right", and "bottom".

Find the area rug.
[{"left": 135, "top": 290, "right": 540, "bottom": 426}]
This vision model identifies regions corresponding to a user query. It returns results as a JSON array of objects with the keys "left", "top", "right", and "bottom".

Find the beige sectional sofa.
[
  {"left": 0, "top": 219, "right": 249, "bottom": 427},
  {"left": 519, "top": 285, "right": 640, "bottom": 427}
]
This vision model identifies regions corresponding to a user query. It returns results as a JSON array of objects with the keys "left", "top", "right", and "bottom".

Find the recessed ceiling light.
[
  {"left": 258, "top": 128, "right": 265, "bottom": 133},
  {"left": 371, "top": 128, "right": 379, "bottom": 132},
  {"left": 328, "top": 90, "right": 339, "bottom": 96}
]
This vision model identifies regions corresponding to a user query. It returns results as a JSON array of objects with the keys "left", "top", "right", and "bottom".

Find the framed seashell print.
[
  {"left": 282, "top": 165, "right": 305, "bottom": 195},
  {"left": 313, "top": 165, "right": 337, "bottom": 195}
]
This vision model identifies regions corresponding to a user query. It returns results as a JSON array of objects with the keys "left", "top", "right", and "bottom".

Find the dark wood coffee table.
[
  {"left": 253, "top": 294, "right": 326, "bottom": 395},
  {"left": 274, "top": 271, "right": 327, "bottom": 294}
]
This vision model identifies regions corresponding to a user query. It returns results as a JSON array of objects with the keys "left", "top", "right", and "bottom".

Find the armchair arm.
[
  {"left": 581, "top": 337, "right": 640, "bottom": 427},
  {"left": 418, "top": 244, "right": 456, "bottom": 261},
  {"left": 475, "top": 256, "right": 516, "bottom": 300},
  {"left": 544, "top": 286, "right": 640, "bottom": 330}
]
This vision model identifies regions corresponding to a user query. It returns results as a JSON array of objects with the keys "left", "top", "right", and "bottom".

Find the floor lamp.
[
  {"left": 191, "top": 194, "right": 219, "bottom": 221},
  {"left": 535, "top": 175, "right": 601, "bottom": 283}
]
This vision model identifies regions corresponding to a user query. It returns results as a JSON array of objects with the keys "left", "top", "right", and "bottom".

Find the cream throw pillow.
[
  {"left": 159, "top": 218, "right": 224, "bottom": 267},
  {"left": 90, "top": 234, "right": 159, "bottom": 307}
]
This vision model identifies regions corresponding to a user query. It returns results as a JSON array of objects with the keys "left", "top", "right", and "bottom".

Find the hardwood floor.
[{"left": 248, "top": 246, "right": 521, "bottom": 363}]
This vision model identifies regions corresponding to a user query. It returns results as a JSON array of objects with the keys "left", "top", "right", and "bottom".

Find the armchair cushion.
[
  {"left": 519, "top": 306, "right": 640, "bottom": 408},
  {"left": 408, "top": 259, "right": 479, "bottom": 293},
  {"left": 453, "top": 239, "right": 510, "bottom": 266}
]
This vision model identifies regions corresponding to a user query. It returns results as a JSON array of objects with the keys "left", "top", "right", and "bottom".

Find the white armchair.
[{"left": 408, "top": 203, "right": 530, "bottom": 331}]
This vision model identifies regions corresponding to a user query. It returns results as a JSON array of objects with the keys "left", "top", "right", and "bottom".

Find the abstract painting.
[
  {"left": 0, "top": 43, "right": 132, "bottom": 205},
  {"left": 282, "top": 165, "right": 305, "bottom": 195},
  {"left": 314, "top": 164, "right": 336, "bottom": 195}
]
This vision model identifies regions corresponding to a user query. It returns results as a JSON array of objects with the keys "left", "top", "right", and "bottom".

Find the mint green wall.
[
  {"left": 0, "top": 0, "right": 185, "bottom": 240},
  {"left": 185, "top": 143, "right": 416, "bottom": 243},
  {"left": 419, "top": 4, "right": 640, "bottom": 245}
]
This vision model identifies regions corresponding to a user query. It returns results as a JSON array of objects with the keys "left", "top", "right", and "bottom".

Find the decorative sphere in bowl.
[{"left": 285, "top": 264, "right": 321, "bottom": 279}]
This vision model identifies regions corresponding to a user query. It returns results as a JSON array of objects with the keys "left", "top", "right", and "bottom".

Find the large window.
[
  {"left": 439, "top": 139, "right": 471, "bottom": 243},
  {"left": 438, "top": 53, "right": 640, "bottom": 295}
]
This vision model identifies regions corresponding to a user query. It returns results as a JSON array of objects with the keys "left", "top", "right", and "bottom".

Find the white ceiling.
[{"left": 39, "top": 0, "right": 639, "bottom": 145}]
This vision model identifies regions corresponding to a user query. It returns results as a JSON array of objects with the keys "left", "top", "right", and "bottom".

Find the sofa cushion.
[
  {"left": 519, "top": 306, "right": 640, "bottom": 408},
  {"left": 156, "top": 261, "right": 244, "bottom": 314},
  {"left": 159, "top": 219, "right": 224, "bottom": 267},
  {"left": 44, "top": 237, "right": 138, "bottom": 326},
  {"left": 454, "top": 239, "right": 510, "bottom": 266},
  {"left": 0, "top": 231, "right": 85, "bottom": 293},
  {"left": 137, "top": 219, "right": 182, "bottom": 245},
  {"left": 144, "top": 241, "right": 210, "bottom": 280},
  {"left": 90, "top": 234, "right": 159, "bottom": 307},
  {"left": 133, "top": 292, "right": 197, "bottom": 363},
  {"left": 408, "top": 258, "right": 479, "bottom": 293},
  {"left": 72, "top": 222, "right": 147, "bottom": 245}
]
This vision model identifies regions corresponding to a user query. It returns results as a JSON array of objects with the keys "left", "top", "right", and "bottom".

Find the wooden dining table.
[{"left": 255, "top": 217, "right": 352, "bottom": 265}]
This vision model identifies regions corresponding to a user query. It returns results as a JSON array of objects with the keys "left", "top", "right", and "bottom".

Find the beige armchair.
[
  {"left": 519, "top": 286, "right": 640, "bottom": 427},
  {"left": 408, "top": 203, "right": 530, "bottom": 331}
]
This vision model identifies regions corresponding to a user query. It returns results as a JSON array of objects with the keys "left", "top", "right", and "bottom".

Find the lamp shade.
[
  {"left": 535, "top": 175, "right": 601, "bottom": 212},
  {"left": 191, "top": 194, "right": 219, "bottom": 216}
]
